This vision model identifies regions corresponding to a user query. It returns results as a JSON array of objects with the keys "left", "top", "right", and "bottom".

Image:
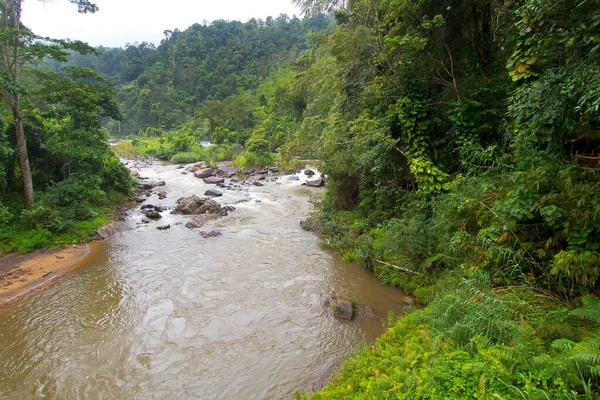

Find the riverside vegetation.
[{"left": 2, "top": 0, "right": 600, "bottom": 398}]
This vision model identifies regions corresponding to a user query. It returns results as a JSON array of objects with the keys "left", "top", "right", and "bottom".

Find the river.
[{"left": 0, "top": 161, "right": 409, "bottom": 399}]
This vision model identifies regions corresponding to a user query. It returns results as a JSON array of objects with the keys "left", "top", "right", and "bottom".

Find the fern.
[{"left": 572, "top": 295, "right": 600, "bottom": 326}]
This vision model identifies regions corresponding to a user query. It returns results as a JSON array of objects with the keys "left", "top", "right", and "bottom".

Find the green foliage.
[
  {"left": 233, "top": 151, "right": 274, "bottom": 169},
  {"left": 312, "top": 282, "right": 589, "bottom": 399},
  {"left": 170, "top": 151, "right": 205, "bottom": 164}
]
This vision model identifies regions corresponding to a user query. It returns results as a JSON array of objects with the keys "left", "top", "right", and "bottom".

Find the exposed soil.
[{"left": 0, "top": 245, "right": 90, "bottom": 303}]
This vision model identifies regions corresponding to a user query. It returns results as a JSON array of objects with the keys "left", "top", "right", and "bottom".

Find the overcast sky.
[{"left": 22, "top": 0, "right": 302, "bottom": 48}]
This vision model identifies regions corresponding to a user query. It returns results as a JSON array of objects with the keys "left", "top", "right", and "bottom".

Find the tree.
[{"left": 0, "top": 0, "right": 98, "bottom": 207}]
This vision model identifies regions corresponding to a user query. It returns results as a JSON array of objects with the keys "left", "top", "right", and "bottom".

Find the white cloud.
[{"left": 22, "top": 0, "right": 302, "bottom": 47}]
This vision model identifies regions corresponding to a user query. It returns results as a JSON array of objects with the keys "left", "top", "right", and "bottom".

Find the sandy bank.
[{"left": 0, "top": 245, "right": 90, "bottom": 304}]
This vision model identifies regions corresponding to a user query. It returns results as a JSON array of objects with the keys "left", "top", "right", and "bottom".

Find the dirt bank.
[{"left": 0, "top": 245, "right": 90, "bottom": 304}]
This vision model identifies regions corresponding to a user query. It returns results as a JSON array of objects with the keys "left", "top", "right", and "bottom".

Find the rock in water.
[
  {"left": 145, "top": 210, "right": 162, "bottom": 219},
  {"left": 174, "top": 195, "right": 227, "bottom": 216},
  {"left": 304, "top": 169, "right": 315, "bottom": 176},
  {"left": 334, "top": 299, "right": 355, "bottom": 320},
  {"left": 304, "top": 178, "right": 325, "bottom": 187},
  {"left": 216, "top": 165, "right": 238, "bottom": 177},
  {"left": 203, "top": 176, "right": 225, "bottom": 184},
  {"left": 156, "top": 224, "right": 171, "bottom": 230},
  {"left": 185, "top": 216, "right": 205, "bottom": 229},
  {"left": 194, "top": 168, "right": 216, "bottom": 178},
  {"left": 204, "top": 189, "right": 223, "bottom": 197},
  {"left": 200, "top": 230, "right": 222, "bottom": 238}
]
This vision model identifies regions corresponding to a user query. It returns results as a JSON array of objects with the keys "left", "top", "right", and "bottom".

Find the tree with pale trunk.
[{"left": 0, "top": 0, "right": 98, "bottom": 207}]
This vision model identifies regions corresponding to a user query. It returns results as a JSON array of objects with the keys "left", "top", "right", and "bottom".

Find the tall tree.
[{"left": 0, "top": 0, "right": 97, "bottom": 206}]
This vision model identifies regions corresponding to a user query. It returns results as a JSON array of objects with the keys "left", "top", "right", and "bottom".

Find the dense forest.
[{"left": 2, "top": 0, "right": 600, "bottom": 398}]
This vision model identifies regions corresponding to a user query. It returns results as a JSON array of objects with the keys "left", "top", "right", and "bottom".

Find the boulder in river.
[
  {"left": 145, "top": 210, "right": 162, "bottom": 219},
  {"left": 216, "top": 165, "right": 238, "bottom": 178},
  {"left": 204, "top": 189, "right": 223, "bottom": 197},
  {"left": 203, "top": 176, "right": 225, "bottom": 184},
  {"left": 326, "top": 290, "right": 357, "bottom": 320},
  {"left": 185, "top": 216, "right": 205, "bottom": 229},
  {"left": 304, "top": 169, "right": 315, "bottom": 176},
  {"left": 194, "top": 168, "right": 216, "bottom": 179},
  {"left": 334, "top": 300, "right": 355, "bottom": 320},
  {"left": 156, "top": 224, "right": 171, "bottom": 230},
  {"left": 157, "top": 180, "right": 166, "bottom": 186},
  {"left": 303, "top": 178, "right": 325, "bottom": 188},
  {"left": 173, "top": 195, "right": 227, "bottom": 216}
]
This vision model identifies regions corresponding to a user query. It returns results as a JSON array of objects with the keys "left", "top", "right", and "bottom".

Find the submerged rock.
[
  {"left": 199, "top": 230, "right": 222, "bottom": 238},
  {"left": 203, "top": 176, "right": 225, "bottom": 184},
  {"left": 156, "top": 224, "right": 171, "bottom": 230}
]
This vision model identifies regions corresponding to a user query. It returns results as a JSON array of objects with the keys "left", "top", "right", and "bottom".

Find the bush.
[
  {"left": 170, "top": 151, "right": 205, "bottom": 164},
  {"left": 233, "top": 151, "right": 274, "bottom": 168}
]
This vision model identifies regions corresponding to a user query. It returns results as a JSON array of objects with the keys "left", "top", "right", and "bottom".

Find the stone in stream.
[
  {"left": 303, "top": 178, "right": 325, "bottom": 188},
  {"left": 304, "top": 169, "right": 315, "bottom": 176},
  {"left": 199, "top": 230, "right": 222, "bottom": 238},
  {"left": 141, "top": 204, "right": 154, "bottom": 210},
  {"left": 327, "top": 290, "right": 357, "bottom": 320},
  {"left": 173, "top": 195, "right": 227, "bottom": 216},
  {"left": 216, "top": 165, "right": 238, "bottom": 178},
  {"left": 203, "top": 176, "right": 225, "bottom": 184},
  {"left": 287, "top": 175, "right": 300, "bottom": 181},
  {"left": 145, "top": 210, "right": 162, "bottom": 219},
  {"left": 188, "top": 162, "right": 207, "bottom": 172},
  {"left": 156, "top": 224, "right": 171, "bottom": 230},
  {"left": 334, "top": 300, "right": 355, "bottom": 320},
  {"left": 194, "top": 168, "right": 216, "bottom": 179},
  {"left": 204, "top": 189, "right": 223, "bottom": 197},
  {"left": 157, "top": 180, "right": 166, "bottom": 186},
  {"left": 139, "top": 182, "right": 157, "bottom": 190},
  {"left": 241, "top": 167, "right": 255, "bottom": 175},
  {"left": 185, "top": 216, "right": 205, "bottom": 229},
  {"left": 158, "top": 191, "right": 167, "bottom": 199}
]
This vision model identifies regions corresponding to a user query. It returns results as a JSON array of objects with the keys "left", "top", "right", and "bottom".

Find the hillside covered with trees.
[{"left": 1, "top": 0, "right": 599, "bottom": 397}]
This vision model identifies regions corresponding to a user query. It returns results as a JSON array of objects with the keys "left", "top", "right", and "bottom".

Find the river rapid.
[{"left": 0, "top": 161, "right": 409, "bottom": 399}]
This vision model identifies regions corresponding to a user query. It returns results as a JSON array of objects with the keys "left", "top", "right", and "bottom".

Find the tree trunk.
[
  {"left": 2, "top": 0, "right": 33, "bottom": 206},
  {"left": 13, "top": 97, "right": 34, "bottom": 207}
]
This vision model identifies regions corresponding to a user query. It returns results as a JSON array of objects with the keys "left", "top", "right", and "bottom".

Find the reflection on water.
[{"left": 0, "top": 162, "right": 409, "bottom": 399}]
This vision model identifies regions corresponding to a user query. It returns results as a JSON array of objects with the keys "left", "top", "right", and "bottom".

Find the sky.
[{"left": 22, "top": 0, "right": 303, "bottom": 48}]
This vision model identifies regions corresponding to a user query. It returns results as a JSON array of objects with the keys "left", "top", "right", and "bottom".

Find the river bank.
[{"left": 0, "top": 244, "right": 91, "bottom": 304}]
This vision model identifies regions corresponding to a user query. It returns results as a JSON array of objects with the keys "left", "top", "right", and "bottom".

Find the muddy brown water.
[{"left": 0, "top": 161, "right": 410, "bottom": 399}]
